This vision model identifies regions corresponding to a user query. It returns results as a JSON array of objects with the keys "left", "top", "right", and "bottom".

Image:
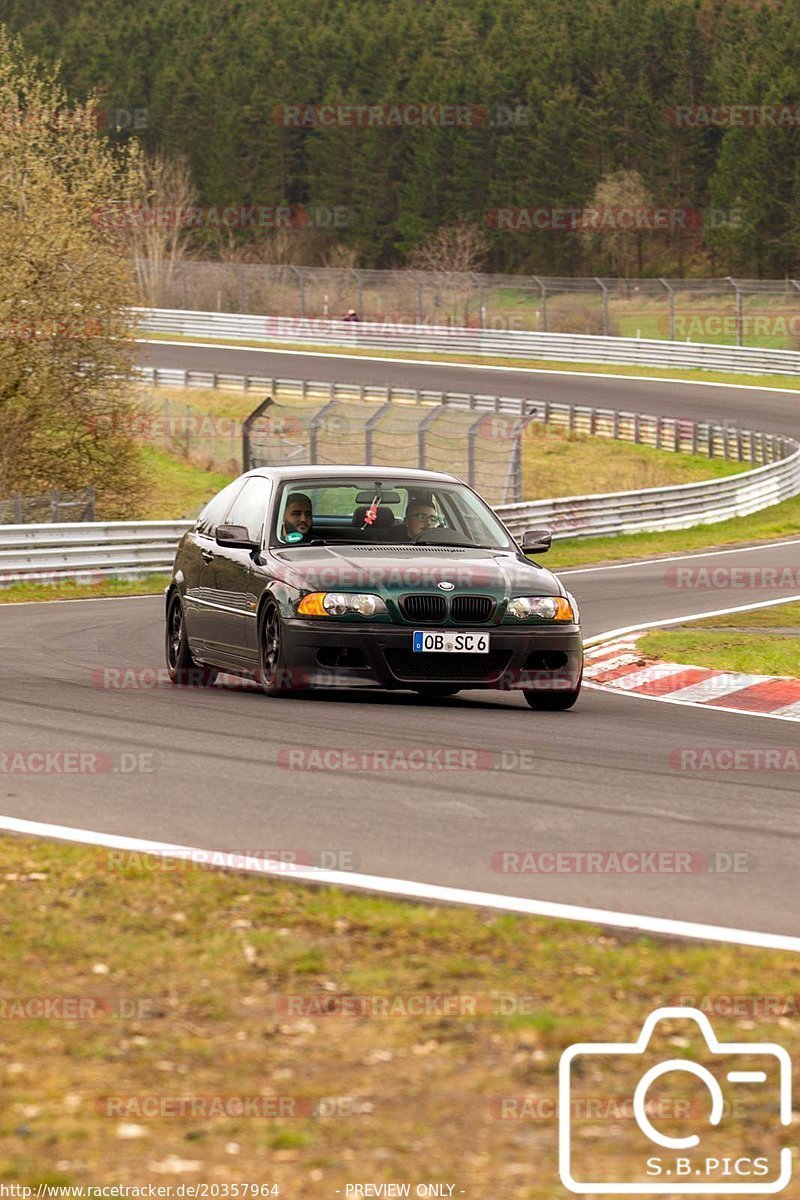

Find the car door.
[
  {"left": 202, "top": 476, "right": 271, "bottom": 667},
  {"left": 184, "top": 478, "right": 246, "bottom": 656}
]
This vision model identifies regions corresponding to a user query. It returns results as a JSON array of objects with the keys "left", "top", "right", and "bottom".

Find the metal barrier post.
[
  {"left": 595, "top": 278, "right": 609, "bottom": 336},
  {"left": 242, "top": 396, "right": 274, "bottom": 471},
  {"left": 660, "top": 279, "right": 675, "bottom": 340},
  {"left": 466, "top": 412, "right": 486, "bottom": 487},
  {"left": 364, "top": 401, "right": 394, "bottom": 466}
]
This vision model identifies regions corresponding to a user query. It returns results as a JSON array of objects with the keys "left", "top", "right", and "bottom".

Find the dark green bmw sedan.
[{"left": 165, "top": 466, "right": 583, "bottom": 709}]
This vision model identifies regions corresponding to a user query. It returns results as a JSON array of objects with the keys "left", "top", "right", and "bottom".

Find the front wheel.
[
  {"left": 257, "top": 601, "right": 294, "bottom": 696},
  {"left": 165, "top": 592, "right": 217, "bottom": 686},
  {"left": 523, "top": 673, "right": 582, "bottom": 711}
]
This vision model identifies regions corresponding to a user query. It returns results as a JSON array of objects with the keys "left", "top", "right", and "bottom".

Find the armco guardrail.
[
  {"left": 497, "top": 449, "right": 800, "bottom": 540},
  {"left": 2, "top": 442, "right": 799, "bottom": 584},
  {"left": 137, "top": 307, "right": 800, "bottom": 375},
  {"left": 0, "top": 521, "right": 192, "bottom": 584}
]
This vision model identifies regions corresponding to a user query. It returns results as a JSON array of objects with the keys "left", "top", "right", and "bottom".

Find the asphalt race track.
[{"left": 1, "top": 342, "right": 798, "bottom": 939}]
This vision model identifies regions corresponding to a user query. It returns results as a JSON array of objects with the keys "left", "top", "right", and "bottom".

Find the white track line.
[
  {"left": 561, "top": 538, "right": 800, "bottom": 576},
  {"left": 583, "top": 594, "right": 800, "bottom": 647},
  {"left": 1, "top": 814, "right": 798, "bottom": 953},
  {"left": 136, "top": 338, "right": 800, "bottom": 394}
]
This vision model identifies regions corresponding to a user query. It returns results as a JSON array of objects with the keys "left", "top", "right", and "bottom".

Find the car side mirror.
[
  {"left": 521, "top": 529, "right": 552, "bottom": 554},
  {"left": 215, "top": 523, "right": 260, "bottom": 550}
]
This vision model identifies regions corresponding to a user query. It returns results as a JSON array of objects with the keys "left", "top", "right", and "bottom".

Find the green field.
[{"left": 639, "top": 602, "right": 800, "bottom": 677}]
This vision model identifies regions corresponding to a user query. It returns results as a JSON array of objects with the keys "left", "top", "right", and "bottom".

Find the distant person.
[
  {"left": 343, "top": 308, "right": 360, "bottom": 322},
  {"left": 281, "top": 492, "right": 314, "bottom": 542}
]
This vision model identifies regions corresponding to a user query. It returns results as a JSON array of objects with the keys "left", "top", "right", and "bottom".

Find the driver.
[
  {"left": 281, "top": 492, "right": 314, "bottom": 542},
  {"left": 403, "top": 495, "right": 439, "bottom": 540}
]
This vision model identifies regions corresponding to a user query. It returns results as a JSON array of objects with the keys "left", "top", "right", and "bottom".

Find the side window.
[
  {"left": 195, "top": 479, "right": 244, "bottom": 537},
  {"left": 224, "top": 476, "right": 271, "bottom": 543}
]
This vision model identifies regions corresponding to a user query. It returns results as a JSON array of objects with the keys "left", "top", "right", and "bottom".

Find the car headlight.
[
  {"left": 506, "top": 595, "right": 575, "bottom": 621},
  {"left": 297, "top": 592, "right": 388, "bottom": 617}
]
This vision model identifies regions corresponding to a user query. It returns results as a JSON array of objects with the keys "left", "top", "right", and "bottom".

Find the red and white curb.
[{"left": 585, "top": 634, "right": 800, "bottom": 718}]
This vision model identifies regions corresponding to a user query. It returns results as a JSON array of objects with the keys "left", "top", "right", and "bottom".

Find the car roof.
[{"left": 244, "top": 465, "right": 462, "bottom": 484}]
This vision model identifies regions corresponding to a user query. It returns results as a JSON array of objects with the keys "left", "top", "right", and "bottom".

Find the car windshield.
[{"left": 272, "top": 477, "right": 515, "bottom": 550}]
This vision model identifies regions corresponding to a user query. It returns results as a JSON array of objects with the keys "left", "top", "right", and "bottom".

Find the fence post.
[
  {"left": 86, "top": 488, "right": 96, "bottom": 521},
  {"left": 242, "top": 396, "right": 274, "bottom": 471},
  {"left": 594, "top": 278, "right": 609, "bottom": 336},
  {"left": 533, "top": 276, "right": 547, "bottom": 332},
  {"left": 12, "top": 492, "right": 22, "bottom": 523},
  {"left": 660, "top": 279, "right": 675, "bottom": 340},
  {"left": 728, "top": 277, "right": 743, "bottom": 346},
  {"left": 466, "top": 412, "right": 487, "bottom": 488},
  {"left": 51, "top": 489, "right": 60, "bottom": 522},
  {"left": 291, "top": 266, "right": 306, "bottom": 317},
  {"left": 308, "top": 399, "right": 338, "bottom": 465},
  {"left": 364, "top": 401, "right": 393, "bottom": 466}
]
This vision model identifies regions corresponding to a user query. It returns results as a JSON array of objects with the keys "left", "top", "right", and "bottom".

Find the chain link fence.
[
  {"left": 129, "top": 371, "right": 789, "bottom": 507},
  {"left": 137, "top": 261, "right": 800, "bottom": 348},
  {"left": 0, "top": 489, "right": 96, "bottom": 524}
]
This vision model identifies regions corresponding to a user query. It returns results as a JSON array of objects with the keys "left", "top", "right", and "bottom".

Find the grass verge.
[
  {"left": 0, "top": 833, "right": 796, "bottom": 1192},
  {"left": 138, "top": 446, "right": 233, "bottom": 520},
  {"left": 546, "top": 493, "right": 800, "bottom": 569},
  {"left": 138, "top": 332, "right": 800, "bottom": 391},
  {"left": 638, "top": 602, "right": 800, "bottom": 676},
  {"left": 0, "top": 576, "right": 170, "bottom": 605}
]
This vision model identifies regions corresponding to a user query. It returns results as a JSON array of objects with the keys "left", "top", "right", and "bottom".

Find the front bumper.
[{"left": 280, "top": 619, "right": 583, "bottom": 691}]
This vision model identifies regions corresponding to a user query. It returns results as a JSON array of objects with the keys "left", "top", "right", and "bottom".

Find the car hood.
[{"left": 269, "top": 544, "right": 565, "bottom": 598}]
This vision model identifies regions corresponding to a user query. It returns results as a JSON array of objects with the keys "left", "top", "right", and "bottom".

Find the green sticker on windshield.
[{"left": 285, "top": 530, "right": 304, "bottom": 543}]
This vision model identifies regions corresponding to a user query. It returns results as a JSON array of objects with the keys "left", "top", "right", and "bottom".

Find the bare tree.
[
  {"left": 407, "top": 220, "right": 489, "bottom": 275},
  {"left": 407, "top": 221, "right": 489, "bottom": 324},
  {"left": 110, "top": 151, "right": 196, "bottom": 306}
]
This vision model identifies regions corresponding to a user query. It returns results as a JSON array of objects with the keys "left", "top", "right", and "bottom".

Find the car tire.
[
  {"left": 165, "top": 592, "right": 218, "bottom": 686},
  {"left": 412, "top": 685, "right": 461, "bottom": 697},
  {"left": 257, "top": 600, "right": 294, "bottom": 697},
  {"left": 523, "top": 674, "right": 581, "bottom": 711}
]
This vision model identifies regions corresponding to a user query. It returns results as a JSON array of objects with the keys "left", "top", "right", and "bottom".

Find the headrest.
[{"left": 352, "top": 505, "right": 395, "bottom": 528}]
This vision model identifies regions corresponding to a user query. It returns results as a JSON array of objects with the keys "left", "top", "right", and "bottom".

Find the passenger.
[{"left": 281, "top": 492, "right": 314, "bottom": 542}]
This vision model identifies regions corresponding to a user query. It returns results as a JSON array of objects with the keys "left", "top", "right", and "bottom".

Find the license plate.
[{"left": 412, "top": 630, "right": 490, "bottom": 654}]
